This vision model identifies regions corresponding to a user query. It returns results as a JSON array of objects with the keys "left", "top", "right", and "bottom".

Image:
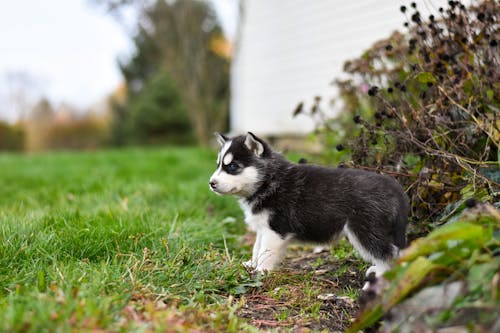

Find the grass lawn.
[{"left": 0, "top": 147, "right": 364, "bottom": 332}]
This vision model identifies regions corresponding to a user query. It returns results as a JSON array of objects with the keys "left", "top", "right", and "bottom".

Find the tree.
[
  {"left": 96, "top": 0, "right": 230, "bottom": 145},
  {"left": 0, "top": 71, "right": 42, "bottom": 123},
  {"left": 129, "top": 70, "right": 194, "bottom": 144},
  {"left": 23, "top": 97, "right": 55, "bottom": 151},
  {"left": 0, "top": 122, "right": 24, "bottom": 151}
]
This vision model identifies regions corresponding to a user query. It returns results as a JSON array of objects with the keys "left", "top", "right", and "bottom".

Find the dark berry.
[
  {"left": 465, "top": 198, "right": 478, "bottom": 208},
  {"left": 368, "top": 86, "right": 379, "bottom": 96},
  {"left": 336, "top": 144, "right": 345, "bottom": 151},
  {"left": 440, "top": 53, "right": 450, "bottom": 61},
  {"left": 411, "top": 12, "right": 421, "bottom": 24},
  {"left": 400, "top": 5, "right": 407, "bottom": 13},
  {"left": 353, "top": 115, "right": 362, "bottom": 124},
  {"left": 400, "top": 85, "right": 407, "bottom": 92},
  {"left": 477, "top": 12, "right": 485, "bottom": 21},
  {"left": 387, "top": 87, "right": 394, "bottom": 93},
  {"left": 411, "top": 2, "right": 417, "bottom": 8},
  {"left": 385, "top": 44, "right": 393, "bottom": 51},
  {"left": 490, "top": 39, "right": 497, "bottom": 47},
  {"left": 298, "top": 158, "right": 308, "bottom": 164}
]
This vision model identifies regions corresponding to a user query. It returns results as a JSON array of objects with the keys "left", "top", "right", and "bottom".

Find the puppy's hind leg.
[{"left": 343, "top": 224, "right": 397, "bottom": 290}]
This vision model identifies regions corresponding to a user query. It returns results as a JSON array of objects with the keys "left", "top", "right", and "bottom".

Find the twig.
[{"left": 438, "top": 86, "right": 499, "bottom": 148}]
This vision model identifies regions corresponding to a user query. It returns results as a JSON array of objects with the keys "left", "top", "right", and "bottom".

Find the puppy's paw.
[
  {"left": 254, "top": 264, "right": 276, "bottom": 274},
  {"left": 313, "top": 245, "right": 328, "bottom": 254},
  {"left": 242, "top": 260, "right": 254, "bottom": 269},
  {"left": 362, "top": 271, "right": 377, "bottom": 291},
  {"left": 365, "top": 265, "right": 377, "bottom": 277}
]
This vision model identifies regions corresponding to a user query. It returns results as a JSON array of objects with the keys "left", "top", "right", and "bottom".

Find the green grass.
[{"left": 0, "top": 147, "right": 255, "bottom": 332}]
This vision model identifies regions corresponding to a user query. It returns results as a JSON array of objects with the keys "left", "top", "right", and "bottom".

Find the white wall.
[{"left": 230, "top": 0, "right": 451, "bottom": 136}]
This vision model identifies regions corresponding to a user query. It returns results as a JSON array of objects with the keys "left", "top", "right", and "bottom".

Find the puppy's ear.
[
  {"left": 214, "top": 132, "right": 228, "bottom": 146},
  {"left": 245, "top": 132, "right": 265, "bottom": 156}
]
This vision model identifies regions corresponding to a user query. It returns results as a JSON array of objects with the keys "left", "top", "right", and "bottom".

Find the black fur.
[{"left": 224, "top": 134, "right": 409, "bottom": 261}]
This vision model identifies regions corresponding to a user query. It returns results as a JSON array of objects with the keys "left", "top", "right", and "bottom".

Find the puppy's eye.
[{"left": 226, "top": 162, "right": 239, "bottom": 173}]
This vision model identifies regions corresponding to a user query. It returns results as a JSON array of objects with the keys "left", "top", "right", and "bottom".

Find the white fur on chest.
[{"left": 238, "top": 199, "right": 270, "bottom": 232}]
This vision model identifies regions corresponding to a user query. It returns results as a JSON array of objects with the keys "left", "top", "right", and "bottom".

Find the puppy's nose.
[{"left": 209, "top": 180, "right": 217, "bottom": 189}]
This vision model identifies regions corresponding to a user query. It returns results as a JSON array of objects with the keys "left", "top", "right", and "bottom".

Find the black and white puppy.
[{"left": 209, "top": 132, "right": 409, "bottom": 284}]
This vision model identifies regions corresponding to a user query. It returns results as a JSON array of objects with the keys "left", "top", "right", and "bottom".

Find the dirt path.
[{"left": 236, "top": 243, "right": 366, "bottom": 332}]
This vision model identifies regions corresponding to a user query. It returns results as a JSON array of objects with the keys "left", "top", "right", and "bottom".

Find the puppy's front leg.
[
  {"left": 254, "top": 228, "right": 289, "bottom": 272},
  {"left": 243, "top": 231, "right": 262, "bottom": 269}
]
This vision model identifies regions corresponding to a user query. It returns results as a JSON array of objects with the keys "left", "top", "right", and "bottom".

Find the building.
[{"left": 230, "top": 0, "right": 451, "bottom": 137}]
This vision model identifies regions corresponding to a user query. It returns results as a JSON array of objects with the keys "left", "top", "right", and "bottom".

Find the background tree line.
[{"left": 0, "top": 0, "right": 230, "bottom": 151}]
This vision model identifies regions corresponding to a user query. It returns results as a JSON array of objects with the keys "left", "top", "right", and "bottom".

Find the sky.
[{"left": 0, "top": 0, "right": 238, "bottom": 123}]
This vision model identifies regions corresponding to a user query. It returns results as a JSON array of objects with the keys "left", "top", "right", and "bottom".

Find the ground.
[{"left": 236, "top": 235, "right": 367, "bottom": 332}]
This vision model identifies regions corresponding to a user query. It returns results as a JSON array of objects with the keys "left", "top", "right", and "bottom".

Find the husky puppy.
[{"left": 209, "top": 132, "right": 409, "bottom": 283}]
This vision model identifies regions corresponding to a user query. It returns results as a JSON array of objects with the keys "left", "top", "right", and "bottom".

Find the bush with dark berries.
[{"left": 296, "top": 0, "right": 499, "bottom": 238}]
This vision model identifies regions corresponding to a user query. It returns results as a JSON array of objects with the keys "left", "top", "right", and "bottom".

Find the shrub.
[
  {"left": 299, "top": 0, "right": 499, "bottom": 237},
  {"left": 128, "top": 71, "right": 194, "bottom": 145},
  {"left": 44, "top": 116, "right": 109, "bottom": 150},
  {"left": 0, "top": 122, "right": 25, "bottom": 151},
  {"left": 110, "top": 71, "right": 194, "bottom": 146}
]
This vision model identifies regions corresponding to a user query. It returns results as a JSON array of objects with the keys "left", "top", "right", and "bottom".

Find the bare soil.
[{"left": 236, "top": 243, "right": 366, "bottom": 332}]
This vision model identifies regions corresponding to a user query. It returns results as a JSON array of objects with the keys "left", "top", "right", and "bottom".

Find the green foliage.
[
  {"left": 0, "top": 121, "right": 25, "bottom": 151},
  {"left": 348, "top": 205, "right": 500, "bottom": 332},
  {"left": 299, "top": 0, "right": 499, "bottom": 235},
  {"left": 128, "top": 71, "right": 194, "bottom": 145}
]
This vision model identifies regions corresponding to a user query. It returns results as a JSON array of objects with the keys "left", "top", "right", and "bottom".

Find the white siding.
[{"left": 230, "top": 0, "right": 452, "bottom": 136}]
